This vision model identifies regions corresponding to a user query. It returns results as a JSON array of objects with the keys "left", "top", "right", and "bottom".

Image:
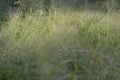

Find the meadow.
[{"left": 0, "top": 9, "right": 120, "bottom": 80}]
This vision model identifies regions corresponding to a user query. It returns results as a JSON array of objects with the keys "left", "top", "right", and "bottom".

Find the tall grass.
[{"left": 0, "top": 10, "right": 120, "bottom": 80}]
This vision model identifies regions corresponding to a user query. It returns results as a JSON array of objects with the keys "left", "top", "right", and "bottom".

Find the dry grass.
[{"left": 0, "top": 10, "right": 120, "bottom": 80}]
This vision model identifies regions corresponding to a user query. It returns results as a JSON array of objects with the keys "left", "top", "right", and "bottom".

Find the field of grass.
[{"left": 0, "top": 10, "right": 120, "bottom": 80}]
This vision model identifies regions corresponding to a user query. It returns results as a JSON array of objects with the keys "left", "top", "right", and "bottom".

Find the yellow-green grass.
[{"left": 0, "top": 10, "right": 120, "bottom": 80}]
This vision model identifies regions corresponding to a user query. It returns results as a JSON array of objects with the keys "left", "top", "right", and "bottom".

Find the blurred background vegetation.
[
  {"left": 1, "top": 0, "right": 120, "bottom": 22},
  {"left": 1, "top": 0, "right": 120, "bottom": 13},
  {"left": 0, "top": 0, "right": 120, "bottom": 80},
  {"left": 0, "top": 0, "right": 120, "bottom": 22}
]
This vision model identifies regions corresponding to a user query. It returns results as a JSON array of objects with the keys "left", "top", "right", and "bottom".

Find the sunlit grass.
[{"left": 0, "top": 10, "right": 120, "bottom": 80}]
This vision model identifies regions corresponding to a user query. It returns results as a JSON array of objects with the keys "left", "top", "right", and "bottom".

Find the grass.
[{"left": 0, "top": 10, "right": 120, "bottom": 80}]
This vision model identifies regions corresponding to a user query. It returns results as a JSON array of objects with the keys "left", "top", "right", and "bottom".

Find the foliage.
[
  {"left": 1, "top": 0, "right": 120, "bottom": 12},
  {"left": 0, "top": 10, "right": 120, "bottom": 80},
  {"left": 0, "top": 0, "right": 120, "bottom": 80}
]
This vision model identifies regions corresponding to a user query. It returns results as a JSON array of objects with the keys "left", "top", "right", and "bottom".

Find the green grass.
[{"left": 0, "top": 10, "right": 120, "bottom": 80}]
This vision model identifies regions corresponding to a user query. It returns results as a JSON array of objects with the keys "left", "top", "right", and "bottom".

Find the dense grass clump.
[{"left": 0, "top": 11, "right": 120, "bottom": 80}]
